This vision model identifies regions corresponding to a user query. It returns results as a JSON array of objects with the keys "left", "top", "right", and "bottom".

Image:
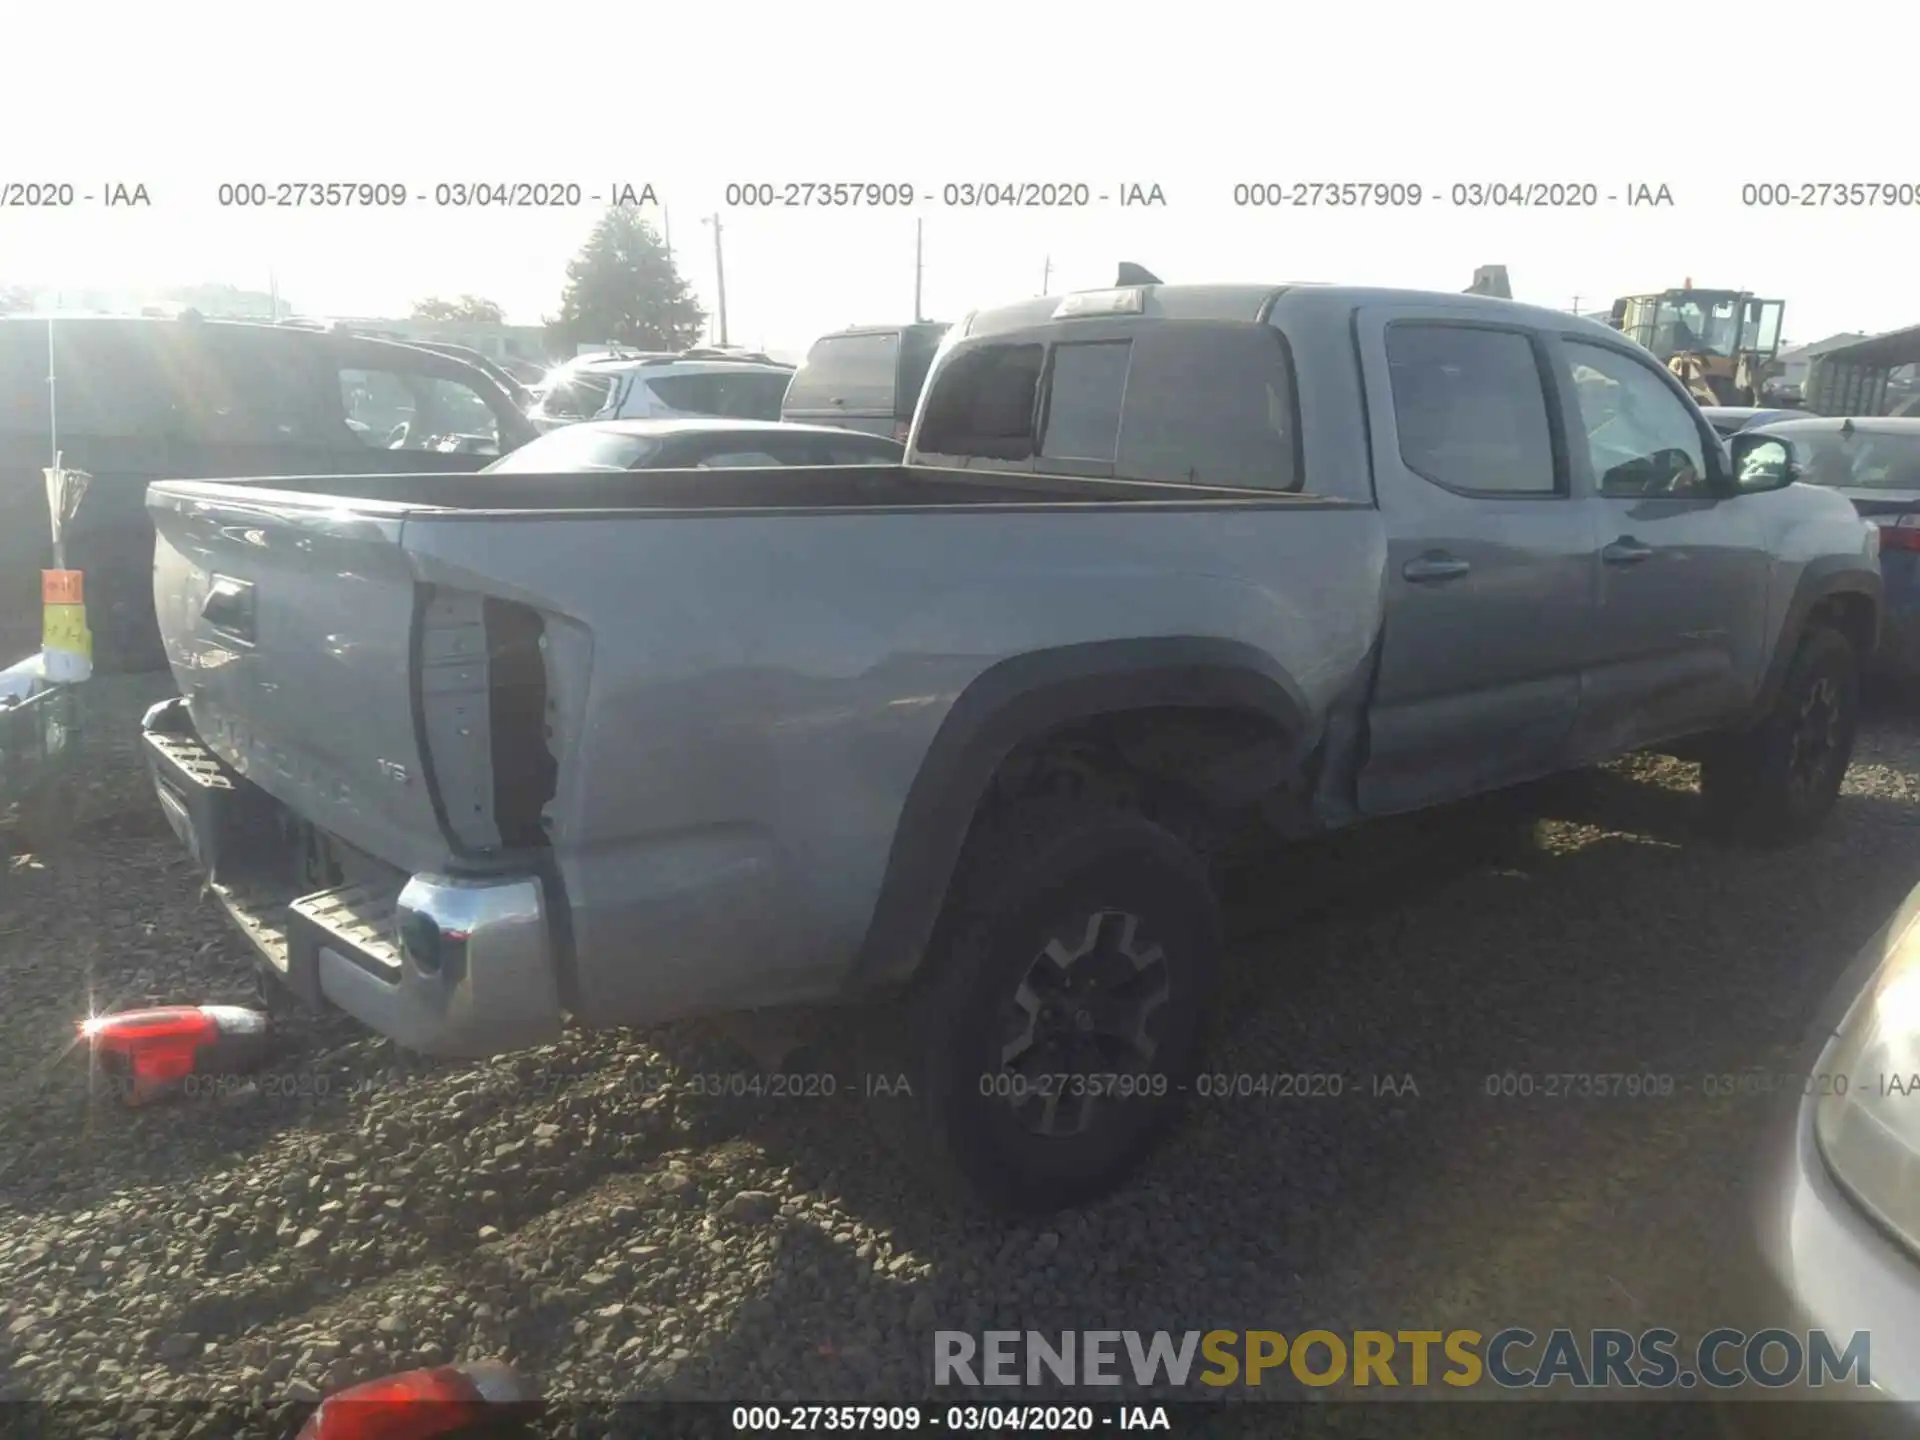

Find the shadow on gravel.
[
  {"left": 8, "top": 730, "right": 1920, "bottom": 1406},
  {"left": 633, "top": 755, "right": 1920, "bottom": 1400}
]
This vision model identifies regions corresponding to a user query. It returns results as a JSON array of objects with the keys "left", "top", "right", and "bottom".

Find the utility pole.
[
  {"left": 704, "top": 214, "right": 729, "bottom": 346},
  {"left": 1042, "top": 255, "right": 1052, "bottom": 295},
  {"left": 914, "top": 218, "right": 924, "bottom": 322},
  {"left": 662, "top": 207, "right": 672, "bottom": 264}
]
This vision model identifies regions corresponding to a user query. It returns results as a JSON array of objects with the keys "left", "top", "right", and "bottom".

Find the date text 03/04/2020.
[
  {"left": 721, "top": 182, "right": 1168, "bottom": 209},
  {"left": 211, "top": 182, "right": 659, "bottom": 208},
  {"left": 1228, "top": 181, "right": 1674, "bottom": 208},
  {"left": 975, "top": 1071, "right": 1417, "bottom": 1102},
  {"left": 1482, "top": 1069, "right": 1898, "bottom": 1100}
]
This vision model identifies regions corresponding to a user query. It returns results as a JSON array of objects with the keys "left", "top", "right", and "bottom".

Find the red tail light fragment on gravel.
[
  {"left": 294, "top": 1361, "right": 538, "bottom": 1440},
  {"left": 79, "top": 1004, "right": 272, "bottom": 1105}
]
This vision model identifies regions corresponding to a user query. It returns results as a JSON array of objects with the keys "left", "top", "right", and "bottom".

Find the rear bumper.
[{"left": 141, "top": 697, "right": 565, "bottom": 1057}]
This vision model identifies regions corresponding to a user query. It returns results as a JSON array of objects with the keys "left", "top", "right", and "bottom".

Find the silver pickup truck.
[{"left": 140, "top": 282, "right": 1881, "bottom": 1212}]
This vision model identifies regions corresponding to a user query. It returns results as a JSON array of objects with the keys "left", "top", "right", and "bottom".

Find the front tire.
[
  {"left": 902, "top": 799, "right": 1222, "bottom": 1214},
  {"left": 1700, "top": 624, "right": 1859, "bottom": 842}
]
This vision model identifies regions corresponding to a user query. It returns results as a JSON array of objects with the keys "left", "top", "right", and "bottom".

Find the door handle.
[
  {"left": 1402, "top": 554, "right": 1471, "bottom": 583},
  {"left": 1602, "top": 538, "right": 1655, "bottom": 566}
]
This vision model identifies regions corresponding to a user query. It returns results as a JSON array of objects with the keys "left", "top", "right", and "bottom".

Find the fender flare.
[
  {"left": 1747, "top": 560, "right": 1881, "bottom": 726},
  {"left": 848, "top": 637, "right": 1314, "bottom": 991}
]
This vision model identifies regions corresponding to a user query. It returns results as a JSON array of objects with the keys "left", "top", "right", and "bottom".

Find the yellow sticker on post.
[{"left": 42, "top": 602, "right": 92, "bottom": 662}]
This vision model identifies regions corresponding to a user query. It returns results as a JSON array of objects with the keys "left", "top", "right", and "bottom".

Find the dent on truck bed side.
[{"left": 847, "top": 637, "right": 1317, "bottom": 991}]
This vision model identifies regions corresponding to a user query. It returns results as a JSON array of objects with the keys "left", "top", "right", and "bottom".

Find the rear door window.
[
  {"left": 1116, "top": 324, "right": 1300, "bottom": 490},
  {"left": 784, "top": 333, "right": 901, "bottom": 413},
  {"left": 1039, "top": 341, "right": 1131, "bottom": 462},
  {"left": 915, "top": 343, "right": 1045, "bottom": 461}
]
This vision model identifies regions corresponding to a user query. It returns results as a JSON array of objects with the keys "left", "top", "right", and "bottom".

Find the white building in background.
[
  {"left": 300, "top": 315, "right": 557, "bottom": 371},
  {"left": 1774, "top": 332, "right": 1874, "bottom": 392}
]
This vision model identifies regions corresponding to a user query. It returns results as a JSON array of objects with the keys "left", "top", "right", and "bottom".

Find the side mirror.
[{"left": 1731, "top": 433, "right": 1797, "bottom": 493}]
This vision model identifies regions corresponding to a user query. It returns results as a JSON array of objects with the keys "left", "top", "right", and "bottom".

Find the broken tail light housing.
[
  {"left": 80, "top": 1004, "right": 271, "bottom": 1105},
  {"left": 1878, "top": 513, "right": 1920, "bottom": 552},
  {"left": 295, "top": 1361, "right": 537, "bottom": 1440}
]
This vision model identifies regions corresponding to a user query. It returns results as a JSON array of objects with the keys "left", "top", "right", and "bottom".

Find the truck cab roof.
[{"left": 956, "top": 284, "right": 1620, "bottom": 341}]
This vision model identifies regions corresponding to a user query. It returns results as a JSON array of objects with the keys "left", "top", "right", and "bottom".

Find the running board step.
[{"left": 289, "top": 879, "right": 407, "bottom": 983}]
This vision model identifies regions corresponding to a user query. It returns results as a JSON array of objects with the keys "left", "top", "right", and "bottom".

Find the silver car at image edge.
[{"left": 1733, "top": 877, "right": 1920, "bottom": 1436}]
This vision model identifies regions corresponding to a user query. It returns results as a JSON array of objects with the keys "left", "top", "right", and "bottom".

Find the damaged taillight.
[
  {"left": 1878, "top": 513, "right": 1920, "bottom": 552},
  {"left": 294, "top": 1361, "right": 536, "bottom": 1440},
  {"left": 80, "top": 1004, "right": 271, "bottom": 1105},
  {"left": 417, "top": 589, "right": 556, "bottom": 856}
]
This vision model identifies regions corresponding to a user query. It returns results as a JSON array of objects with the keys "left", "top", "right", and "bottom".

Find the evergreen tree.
[{"left": 549, "top": 208, "right": 705, "bottom": 350}]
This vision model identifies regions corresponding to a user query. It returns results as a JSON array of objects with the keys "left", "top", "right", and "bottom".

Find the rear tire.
[
  {"left": 1700, "top": 624, "right": 1859, "bottom": 842},
  {"left": 892, "top": 799, "right": 1221, "bottom": 1215}
]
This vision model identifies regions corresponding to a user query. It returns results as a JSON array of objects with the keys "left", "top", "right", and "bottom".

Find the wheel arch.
[
  {"left": 847, "top": 638, "right": 1316, "bottom": 992},
  {"left": 1748, "top": 561, "right": 1881, "bottom": 727}
]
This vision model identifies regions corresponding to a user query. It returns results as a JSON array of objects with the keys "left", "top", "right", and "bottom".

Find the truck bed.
[{"left": 150, "top": 463, "right": 1297, "bottom": 513}]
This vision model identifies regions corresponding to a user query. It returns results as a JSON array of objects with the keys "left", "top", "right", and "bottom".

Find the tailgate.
[{"left": 148, "top": 482, "right": 451, "bottom": 875}]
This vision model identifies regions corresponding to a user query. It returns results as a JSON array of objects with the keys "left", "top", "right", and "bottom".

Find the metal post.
[
  {"left": 710, "top": 214, "right": 729, "bottom": 347},
  {"left": 45, "top": 320, "right": 56, "bottom": 481},
  {"left": 914, "top": 218, "right": 924, "bottom": 323},
  {"left": 1042, "top": 256, "right": 1052, "bottom": 295}
]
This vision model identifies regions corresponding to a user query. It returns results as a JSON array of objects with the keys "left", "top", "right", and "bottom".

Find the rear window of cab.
[{"left": 913, "top": 321, "right": 1301, "bottom": 491}]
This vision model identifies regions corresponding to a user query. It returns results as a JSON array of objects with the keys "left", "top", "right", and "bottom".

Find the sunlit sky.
[{"left": 5, "top": 0, "right": 1917, "bottom": 358}]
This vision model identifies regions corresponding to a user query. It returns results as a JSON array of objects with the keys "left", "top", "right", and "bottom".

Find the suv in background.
[
  {"left": 530, "top": 352, "right": 795, "bottom": 432},
  {"left": 0, "top": 314, "right": 536, "bottom": 670},
  {"left": 278, "top": 320, "right": 538, "bottom": 413},
  {"left": 782, "top": 322, "right": 951, "bottom": 443}
]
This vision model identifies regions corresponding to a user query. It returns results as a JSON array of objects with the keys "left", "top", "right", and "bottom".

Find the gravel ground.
[{"left": 4, "top": 674, "right": 1919, "bottom": 1435}]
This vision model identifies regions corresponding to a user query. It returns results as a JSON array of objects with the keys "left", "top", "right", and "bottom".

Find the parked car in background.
[
  {"left": 1701, "top": 405, "right": 1805, "bottom": 439},
  {"left": 0, "top": 314, "right": 536, "bottom": 670},
  {"left": 529, "top": 354, "right": 795, "bottom": 433},
  {"left": 1750, "top": 416, "right": 1920, "bottom": 676},
  {"left": 782, "top": 322, "right": 951, "bottom": 443},
  {"left": 141, "top": 281, "right": 1877, "bottom": 1212},
  {"left": 398, "top": 340, "right": 536, "bottom": 412},
  {"left": 496, "top": 355, "right": 549, "bottom": 387},
  {"left": 479, "top": 418, "right": 903, "bottom": 473}
]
